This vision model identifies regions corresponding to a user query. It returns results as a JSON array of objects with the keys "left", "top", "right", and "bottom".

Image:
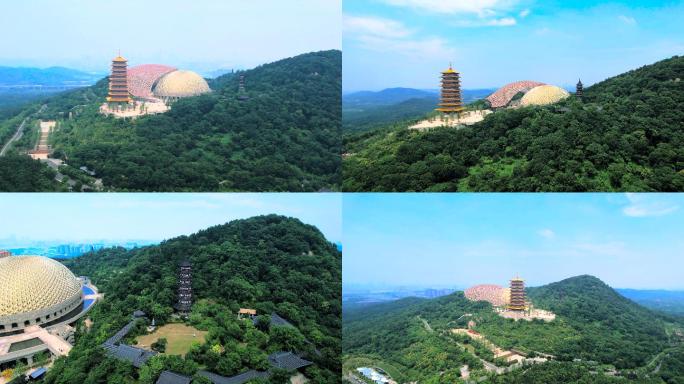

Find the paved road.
[{"left": 0, "top": 104, "right": 47, "bottom": 157}]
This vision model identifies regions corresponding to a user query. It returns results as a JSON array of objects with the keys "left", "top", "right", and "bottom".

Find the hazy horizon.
[
  {"left": 0, "top": 0, "right": 341, "bottom": 74},
  {"left": 343, "top": 193, "right": 684, "bottom": 290},
  {"left": 0, "top": 193, "right": 342, "bottom": 245}
]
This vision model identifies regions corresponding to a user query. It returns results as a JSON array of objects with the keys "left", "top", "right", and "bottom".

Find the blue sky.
[
  {"left": 0, "top": 193, "right": 341, "bottom": 245},
  {"left": 343, "top": 0, "right": 684, "bottom": 92},
  {"left": 343, "top": 193, "right": 684, "bottom": 290},
  {"left": 0, "top": 0, "right": 341, "bottom": 74}
]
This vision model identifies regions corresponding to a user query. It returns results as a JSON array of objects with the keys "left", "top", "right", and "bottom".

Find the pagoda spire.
[
  {"left": 106, "top": 53, "right": 131, "bottom": 104},
  {"left": 435, "top": 63, "right": 464, "bottom": 115},
  {"left": 576, "top": 78, "right": 584, "bottom": 101}
]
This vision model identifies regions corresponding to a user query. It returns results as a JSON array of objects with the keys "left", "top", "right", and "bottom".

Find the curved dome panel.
[
  {"left": 487, "top": 80, "right": 546, "bottom": 108},
  {"left": 0, "top": 256, "right": 81, "bottom": 317},
  {"left": 520, "top": 85, "right": 570, "bottom": 106},
  {"left": 153, "top": 70, "right": 211, "bottom": 98},
  {"left": 128, "top": 64, "right": 177, "bottom": 98},
  {"left": 464, "top": 284, "right": 508, "bottom": 306}
]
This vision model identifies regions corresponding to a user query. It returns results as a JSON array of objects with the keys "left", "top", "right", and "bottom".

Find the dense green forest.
[
  {"left": 0, "top": 154, "right": 64, "bottom": 191},
  {"left": 343, "top": 275, "right": 684, "bottom": 384},
  {"left": 0, "top": 50, "right": 341, "bottom": 192},
  {"left": 343, "top": 55, "right": 684, "bottom": 191},
  {"left": 43, "top": 215, "right": 341, "bottom": 383}
]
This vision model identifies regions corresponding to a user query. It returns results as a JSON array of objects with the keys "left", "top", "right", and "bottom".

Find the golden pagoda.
[
  {"left": 436, "top": 63, "right": 464, "bottom": 114},
  {"left": 507, "top": 276, "right": 527, "bottom": 311},
  {"left": 106, "top": 54, "right": 131, "bottom": 103}
]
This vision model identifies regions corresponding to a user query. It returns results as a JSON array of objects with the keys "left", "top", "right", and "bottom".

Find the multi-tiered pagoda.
[
  {"left": 238, "top": 74, "right": 249, "bottom": 101},
  {"left": 436, "top": 64, "right": 464, "bottom": 114},
  {"left": 576, "top": 79, "right": 584, "bottom": 101},
  {"left": 175, "top": 261, "right": 192, "bottom": 314},
  {"left": 508, "top": 277, "right": 526, "bottom": 311},
  {"left": 106, "top": 54, "right": 131, "bottom": 104}
]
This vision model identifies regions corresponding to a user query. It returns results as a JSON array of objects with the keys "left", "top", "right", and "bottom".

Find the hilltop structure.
[
  {"left": 100, "top": 53, "right": 211, "bottom": 119},
  {"left": 507, "top": 277, "right": 527, "bottom": 311},
  {"left": 106, "top": 55, "right": 132, "bottom": 104},
  {"left": 576, "top": 79, "right": 584, "bottom": 101},
  {"left": 175, "top": 261, "right": 192, "bottom": 315},
  {"left": 0, "top": 256, "right": 100, "bottom": 369},
  {"left": 465, "top": 276, "right": 555, "bottom": 322},
  {"left": 238, "top": 74, "right": 249, "bottom": 100},
  {"left": 436, "top": 64, "right": 464, "bottom": 114}
]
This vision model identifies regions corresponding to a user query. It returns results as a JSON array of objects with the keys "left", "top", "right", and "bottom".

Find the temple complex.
[
  {"left": 99, "top": 53, "right": 211, "bottom": 118},
  {"left": 436, "top": 64, "right": 464, "bottom": 114}
]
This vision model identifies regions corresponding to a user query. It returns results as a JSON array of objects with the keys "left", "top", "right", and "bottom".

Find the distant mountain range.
[
  {"left": 0, "top": 66, "right": 104, "bottom": 87},
  {"left": 343, "top": 87, "right": 494, "bottom": 132},
  {"left": 617, "top": 288, "right": 684, "bottom": 316}
]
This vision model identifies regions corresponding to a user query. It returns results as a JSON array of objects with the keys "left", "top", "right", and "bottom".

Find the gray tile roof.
[
  {"left": 156, "top": 371, "right": 191, "bottom": 384},
  {"left": 198, "top": 369, "right": 269, "bottom": 384},
  {"left": 268, "top": 351, "right": 313, "bottom": 370}
]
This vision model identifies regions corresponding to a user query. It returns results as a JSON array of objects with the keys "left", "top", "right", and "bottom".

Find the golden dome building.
[
  {"left": 520, "top": 85, "right": 570, "bottom": 106},
  {"left": 0, "top": 256, "right": 92, "bottom": 333},
  {"left": 0, "top": 256, "right": 99, "bottom": 368},
  {"left": 153, "top": 70, "right": 211, "bottom": 102}
]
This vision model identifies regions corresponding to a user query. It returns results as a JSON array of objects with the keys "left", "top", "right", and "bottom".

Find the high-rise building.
[
  {"left": 175, "top": 261, "right": 192, "bottom": 313},
  {"left": 576, "top": 79, "right": 584, "bottom": 101},
  {"left": 106, "top": 54, "right": 132, "bottom": 104},
  {"left": 508, "top": 277, "right": 526, "bottom": 311},
  {"left": 436, "top": 64, "right": 464, "bottom": 114}
]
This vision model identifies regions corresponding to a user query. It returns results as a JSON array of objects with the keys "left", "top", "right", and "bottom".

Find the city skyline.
[
  {"left": 0, "top": 0, "right": 341, "bottom": 73},
  {"left": 343, "top": 0, "right": 684, "bottom": 92},
  {"left": 343, "top": 193, "right": 684, "bottom": 290},
  {"left": 0, "top": 193, "right": 342, "bottom": 245}
]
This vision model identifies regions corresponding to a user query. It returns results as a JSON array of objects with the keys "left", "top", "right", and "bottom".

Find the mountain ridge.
[{"left": 343, "top": 274, "right": 684, "bottom": 383}]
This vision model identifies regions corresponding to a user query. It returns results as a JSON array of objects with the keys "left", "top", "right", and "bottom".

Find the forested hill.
[
  {"left": 46, "top": 215, "right": 341, "bottom": 383},
  {"left": 4, "top": 50, "right": 341, "bottom": 192},
  {"left": 343, "top": 275, "right": 684, "bottom": 383},
  {"left": 343, "top": 55, "right": 684, "bottom": 192}
]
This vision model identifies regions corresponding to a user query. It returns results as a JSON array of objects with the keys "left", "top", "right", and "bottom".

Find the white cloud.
[
  {"left": 343, "top": 15, "right": 413, "bottom": 38},
  {"left": 537, "top": 228, "right": 555, "bottom": 239},
  {"left": 519, "top": 8, "right": 530, "bottom": 18},
  {"left": 623, "top": 193, "right": 679, "bottom": 217},
  {"left": 344, "top": 14, "right": 456, "bottom": 58},
  {"left": 618, "top": 15, "right": 637, "bottom": 25},
  {"left": 380, "top": 0, "right": 518, "bottom": 16},
  {"left": 485, "top": 17, "right": 516, "bottom": 26}
]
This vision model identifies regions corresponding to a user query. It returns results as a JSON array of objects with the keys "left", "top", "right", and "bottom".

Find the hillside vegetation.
[
  {"left": 343, "top": 275, "right": 684, "bottom": 383},
  {"left": 44, "top": 215, "right": 341, "bottom": 384},
  {"left": 0, "top": 50, "right": 341, "bottom": 192},
  {"left": 343, "top": 55, "right": 684, "bottom": 191}
]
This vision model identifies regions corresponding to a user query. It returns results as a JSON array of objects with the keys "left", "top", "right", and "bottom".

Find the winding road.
[{"left": 0, "top": 104, "right": 47, "bottom": 157}]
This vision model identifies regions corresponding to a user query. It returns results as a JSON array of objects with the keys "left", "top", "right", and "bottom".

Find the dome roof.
[
  {"left": 128, "top": 64, "right": 177, "bottom": 98},
  {"left": 153, "top": 70, "right": 211, "bottom": 98},
  {"left": 520, "top": 85, "right": 570, "bottom": 106},
  {"left": 0, "top": 256, "right": 81, "bottom": 318},
  {"left": 464, "top": 284, "right": 509, "bottom": 306},
  {"left": 486, "top": 80, "right": 546, "bottom": 108}
]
